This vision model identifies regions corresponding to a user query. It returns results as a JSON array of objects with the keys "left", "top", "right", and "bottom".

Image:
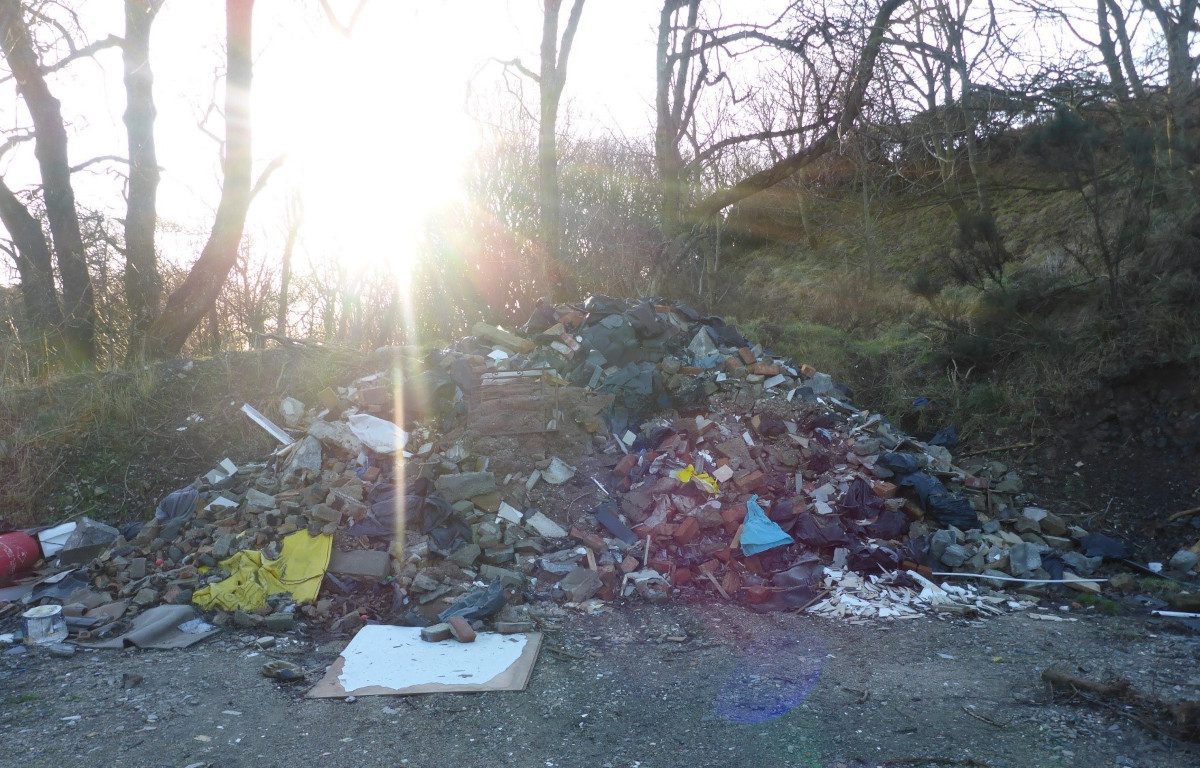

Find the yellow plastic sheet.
[
  {"left": 673, "top": 464, "right": 719, "bottom": 494},
  {"left": 192, "top": 530, "right": 332, "bottom": 612}
]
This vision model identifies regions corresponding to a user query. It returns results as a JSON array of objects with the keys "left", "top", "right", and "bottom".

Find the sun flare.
[{"left": 255, "top": 4, "right": 479, "bottom": 283}]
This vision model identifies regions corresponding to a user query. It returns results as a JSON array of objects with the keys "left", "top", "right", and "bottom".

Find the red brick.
[
  {"left": 743, "top": 555, "right": 765, "bottom": 576},
  {"left": 902, "top": 560, "right": 934, "bottom": 579},
  {"left": 699, "top": 559, "right": 721, "bottom": 574},
  {"left": 679, "top": 366, "right": 703, "bottom": 375},
  {"left": 737, "top": 347, "right": 756, "bottom": 365},
  {"left": 614, "top": 454, "right": 639, "bottom": 477},
  {"left": 744, "top": 585, "right": 771, "bottom": 604},
  {"left": 734, "top": 469, "right": 766, "bottom": 492},
  {"left": 721, "top": 504, "right": 746, "bottom": 526},
  {"left": 800, "top": 363, "right": 817, "bottom": 378},
  {"left": 362, "top": 466, "right": 381, "bottom": 483},
  {"left": 559, "top": 310, "right": 586, "bottom": 330},
  {"left": 672, "top": 567, "right": 693, "bottom": 586},
  {"left": 872, "top": 480, "right": 898, "bottom": 499},
  {"left": 674, "top": 517, "right": 700, "bottom": 546},
  {"left": 447, "top": 616, "right": 476, "bottom": 643},
  {"left": 570, "top": 526, "right": 607, "bottom": 552},
  {"left": 619, "top": 555, "right": 640, "bottom": 573},
  {"left": 723, "top": 356, "right": 745, "bottom": 372},
  {"left": 748, "top": 363, "right": 779, "bottom": 376},
  {"left": 649, "top": 556, "right": 672, "bottom": 573}
]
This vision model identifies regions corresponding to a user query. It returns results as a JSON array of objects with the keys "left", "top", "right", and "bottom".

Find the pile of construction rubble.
[{"left": 9, "top": 296, "right": 1153, "bottom": 642}]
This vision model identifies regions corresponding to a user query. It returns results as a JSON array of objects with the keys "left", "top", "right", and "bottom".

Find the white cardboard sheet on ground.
[{"left": 307, "top": 625, "right": 542, "bottom": 697}]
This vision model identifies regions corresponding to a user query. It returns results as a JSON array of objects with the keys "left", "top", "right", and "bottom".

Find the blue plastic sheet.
[{"left": 740, "top": 495, "right": 794, "bottom": 556}]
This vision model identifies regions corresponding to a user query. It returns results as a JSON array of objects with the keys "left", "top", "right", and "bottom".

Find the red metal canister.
[{"left": 0, "top": 531, "right": 41, "bottom": 580}]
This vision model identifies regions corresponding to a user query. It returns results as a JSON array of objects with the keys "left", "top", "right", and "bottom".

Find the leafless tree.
[
  {"left": 276, "top": 191, "right": 303, "bottom": 337},
  {"left": 496, "top": 0, "right": 586, "bottom": 298},
  {"left": 652, "top": 0, "right": 909, "bottom": 283},
  {"left": 122, "top": 0, "right": 165, "bottom": 358},
  {"left": 0, "top": 0, "right": 100, "bottom": 364},
  {"left": 145, "top": 0, "right": 265, "bottom": 357}
]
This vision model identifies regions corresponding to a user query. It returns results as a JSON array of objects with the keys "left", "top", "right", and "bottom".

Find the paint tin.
[{"left": 21, "top": 604, "right": 68, "bottom": 645}]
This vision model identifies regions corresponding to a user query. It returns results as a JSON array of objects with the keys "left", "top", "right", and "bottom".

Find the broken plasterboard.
[
  {"left": 307, "top": 625, "right": 542, "bottom": 697},
  {"left": 241, "top": 403, "right": 295, "bottom": 446}
]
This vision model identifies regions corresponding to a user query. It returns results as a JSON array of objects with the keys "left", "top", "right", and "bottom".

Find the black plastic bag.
[
  {"left": 928, "top": 425, "right": 959, "bottom": 449},
  {"left": 439, "top": 581, "right": 506, "bottom": 622},
  {"left": 838, "top": 477, "right": 886, "bottom": 518},
  {"left": 1079, "top": 533, "right": 1130, "bottom": 560},
  {"left": 899, "top": 472, "right": 979, "bottom": 529},
  {"left": 792, "top": 512, "right": 852, "bottom": 548},
  {"left": 879, "top": 452, "right": 921, "bottom": 476}
]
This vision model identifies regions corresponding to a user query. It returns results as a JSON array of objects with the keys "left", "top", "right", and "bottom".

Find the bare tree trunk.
[
  {"left": 0, "top": 0, "right": 96, "bottom": 365},
  {"left": 1106, "top": 0, "right": 1145, "bottom": 99},
  {"left": 1096, "top": 0, "right": 1130, "bottom": 103},
  {"left": 123, "top": 0, "right": 163, "bottom": 359},
  {"left": 536, "top": 0, "right": 585, "bottom": 299},
  {"left": 145, "top": 0, "right": 255, "bottom": 358},
  {"left": 655, "top": 0, "right": 699, "bottom": 239},
  {"left": 276, "top": 196, "right": 302, "bottom": 336},
  {"left": 0, "top": 177, "right": 65, "bottom": 354},
  {"left": 1143, "top": 0, "right": 1198, "bottom": 152}
]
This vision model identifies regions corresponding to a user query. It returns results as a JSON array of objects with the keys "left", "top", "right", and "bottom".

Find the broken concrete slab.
[
  {"left": 436, "top": 471, "right": 497, "bottom": 503},
  {"left": 329, "top": 549, "right": 390, "bottom": 579},
  {"left": 525, "top": 511, "right": 568, "bottom": 539},
  {"left": 558, "top": 567, "right": 602, "bottom": 602},
  {"left": 280, "top": 396, "right": 305, "bottom": 427}
]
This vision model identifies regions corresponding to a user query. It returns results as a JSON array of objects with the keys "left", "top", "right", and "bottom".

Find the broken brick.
[
  {"left": 748, "top": 363, "right": 779, "bottom": 376},
  {"left": 447, "top": 616, "right": 476, "bottom": 643},
  {"left": 649, "top": 556, "right": 672, "bottom": 573},
  {"left": 672, "top": 567, "right": 693, "bottom": 586},
  {"left": 737, "top": 347, "right": 756, "bottom": 365},
  {"left": 570, "top": 526, "right": 607, "bottom": 553},
  {"left": 734, "top": 469, "right": 766, "bottom": 492},
  {"left": 420, "top": 623, "right": 453, "bottom": 642},
  {"left": 872, "top": 480, "right": 898, "bottom": 499},
  {"left": 744, "top": 585, "right": 771, "bottom": 604},
  {"left": 673, "top": 517, "right": 700, "bottom": 546},
  {"left": 614, "top": 454, "right": 639, "bottom": 477}
]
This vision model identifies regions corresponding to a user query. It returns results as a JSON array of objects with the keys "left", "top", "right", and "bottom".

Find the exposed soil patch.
[{"left": 2, "top": 604, "right": 1197, "bottom": 768}]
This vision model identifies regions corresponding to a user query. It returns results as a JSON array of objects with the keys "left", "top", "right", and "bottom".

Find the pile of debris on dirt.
[{"left": 5, "top": 295, "right": 1197, "bottom": 647}]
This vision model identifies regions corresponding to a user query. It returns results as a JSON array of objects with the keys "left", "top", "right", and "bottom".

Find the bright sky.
[
  {"left": 0, "top": 0, "right": 1130, "bottom": 290},
  {"left": 1, "top": 0, "right": 662, "bottom": 285}
]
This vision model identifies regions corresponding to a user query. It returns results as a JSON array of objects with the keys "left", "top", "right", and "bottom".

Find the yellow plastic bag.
[
  {"left": 673, "top": 464, "right": 719, "bottom": 495},
  {"left": 193, "top": 530, "right": 332, "bottom": 612}
]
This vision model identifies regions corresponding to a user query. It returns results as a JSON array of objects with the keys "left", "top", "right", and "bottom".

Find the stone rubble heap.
[{"left": 24, "top": 296, "right": 1154, "bottom": 641}]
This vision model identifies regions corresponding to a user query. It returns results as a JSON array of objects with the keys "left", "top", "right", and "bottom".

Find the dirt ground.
[{"left": 3, "top": 602, "right": 1197, "bottom": 768}]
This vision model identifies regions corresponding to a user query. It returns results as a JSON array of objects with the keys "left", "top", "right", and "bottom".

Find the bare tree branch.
[
  {"left": 318, "top": 0, "right": 369, "bottom": 38},
  {"left": 250, "top": 154, "right": 286, "bottom": 201},
  {"left": 68, "top": 154, "right": 129, "bottom": 173},
  {"left": 40, "top": 32, "right": 122, "bottom": 76},
  {"left": 493, "top": 56, "right": 540, "bottom": 83}
]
